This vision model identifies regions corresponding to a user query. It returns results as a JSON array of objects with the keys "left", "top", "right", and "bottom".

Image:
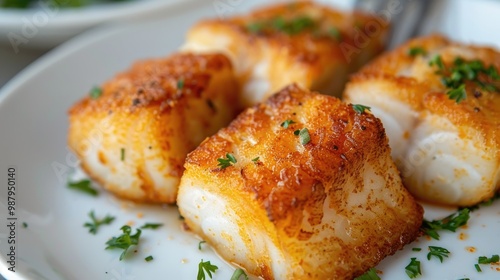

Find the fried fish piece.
[
  {"left": 344, "top": 34, "right": 500, "bottom": 206},
  {"left": 68, "top": 53, "right": 239, "bottom": 203},
  {"left": 177, "top": 84, "right": 423, "bottom": 279},
  {"left": 183, "top": 1, "right": 388, "bottom": 107}
]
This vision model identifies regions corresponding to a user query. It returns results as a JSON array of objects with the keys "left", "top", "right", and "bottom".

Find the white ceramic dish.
[
  {"left": 0, "top": 1, "right": 500, "bottom": 279},
  {"left": 0, "top": 0, "right": 186, "bottom": 49}
]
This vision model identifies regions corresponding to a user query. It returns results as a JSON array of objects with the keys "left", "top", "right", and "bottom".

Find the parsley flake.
[
  {"left": 68, "top": 179, "right": 99, "bottom": 196},
  {"left": 105, "top": 225, "right": 142, "bottom": 261},
  {"left": 478, "top": 254, "right": 499, "bottom": 264},
  {"left": 278, "top": 16, "right": 315, "bottom": 35},
  {"left": 354, "top": 268, "right": 380, "bottom": 280},
  {"left": 22, "top": 222, "right": 28, "bottom": 228},
  {"left": 217, "top": 153, "right": 237, "bottom": 169},
  {"left": 140, "top": 223, "right": 163, "bottom": 230},
  {"left": 405, "top": 257, "right": 422, "bottom": 279},
  {"left": 412, "top": 248, "right": 422, "bottom": 252},
  {"left": 281, "top": 119, "right": 296, "bottom": 128},
  {"left": 429, "top": 55, "right": 444, "bottom": 70},
  {"left": 429, "top": 55, "right": 500, "bottom": 103},
  {"left": 120, "top": 148, "right": 125, "bottom": 161},
  {"left": 427, "top": 246, "right": 450, "bottom": 263},
  {"left": 145, "top": 255, "right": 153, "bottom": 262},
  {"left": 475, "top": 263, "right": 482, "bottom": 272},
  {"left": 198, "top": 240, "right": 206, "bottom": 250},
  {"left": 197, "top": 259, "right": 218, "bottom": 280},
  {"left": 327, "top": 27, "right": 341, "bottom": 40},
  {"left": 352, "top": 104, "right": 371, "bottom": 114},
  {"left": 246, "top": 15, "right": 316, "bottom": 35},
  {"left": 230, "top": 268, "right": 249, "bottom": 280},
  {"left": 408, "top": 47, "right": 427, "bottom": 57},
  {"left": 252, "top": 157, "right": 260, "bottom": 162},
  {"left": 89, "top": 86, "right": 102, "bottom": 99},
  {"left": 247, "top": 22, "right": 264, "bottom": 34},
  {"left": 421, "top": 208, "right": 470, "bottom": 240},
  {"left": 177, "top": 79, "right": 184, "bottom": 89},
  {"left": 447, "top": 84, "right": 467, "bottom": 103},
  {"left": 298, "top": 128, "right": 310, "bottom": 145},
  {"left": 84, "top": 210, "right": 115, "bottom": 235}
]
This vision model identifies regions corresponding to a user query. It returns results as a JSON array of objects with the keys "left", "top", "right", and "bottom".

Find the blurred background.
[{"left": 1, "top": 0, "right": 500, "bottom": 89}]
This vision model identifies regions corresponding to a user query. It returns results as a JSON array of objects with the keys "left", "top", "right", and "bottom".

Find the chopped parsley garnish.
[
  {"left": 421, "top": 208, "right": 470, "bottom": 240},
  {"left": 327, "top": 27, "right": 341, "bottom": 40},
  {"left": 447, "top": 84, "right": 467, "bottom": 103},
  {"left": 247, "top": 22, "right": 264, "bottom": 33},
  {"left": 408, "top": 47, "right": 427, "bottom": 57},
  {"left": 354, "top": 268, "right": 380, "bottom": 280},
  {"left": 140, "top": 223, "right": 163, "bottom": 230},
  {"left": 252, "top": 157, "right": 260, "bottom": 162},
  {"left": 429, "top": 55, "right": 500, "bottom": 103},
  {"left": 120, "top": 148, "right": 125, "bottom": 161},
  {"left": 352, "top": 104, "right": 371, "bottom": 114},
  {"left": 90, "top": 86, "right": 102, "bottom": 99},
  {"left": 478, "top": 254, "right": 499, "bottom": 264},
  {"left": 177, "top": 79, "right": 185, "bottom": 89},
  {"left": 281, "top": 119, "right": 296, "bottom": 128},
  {"left": 429, "top": 55, "right": 444, "bottom": 70},
  {"left": 271, "top": 17, "right": 286, "bottom": 30},
  {"left": 247, "top": 15, "right": 316, "bottom": 35},
  {"left": 198, "top": 240, "right": 206, "bottom": 250},
  {"left": 145, "top": 255, "right": 153, "bottom": 262},
  {"left": 475, "top": 263, "right": 482, "bottom": 272},
  {"left": 68, "top": 179, "right": 99, "bottom": 196},
  {"left": 405, "top": 257, "right": 422, "bottom": 278},
  {"left": 412, "top": 248, "right": 422, "bottom": 252},
  {"left": 22, "top": 222, "right": 28, "bottom": 228},
  {"left": 217, "top": 153, "right": 237, "bottom": 169},
  {"left": 231, "top": 268, "right": 249, "bottom": 280},
  {"left": 277, "top": 16, "right": 315, "bottom": 35},
  {"left": 197, "top": 259, "right": 218, "bottom": 280},
  {"left": 294, "top": 128, "right": 311, "bottom": 145},
  {"left": 84, "top": 210, "right": 115, "bottom": 235},
  {"left": 105, "top": 225, "right": 142, "bottom": 261},
  {"left": 427, "top": 246, "right": 450, "bottom": 263}
]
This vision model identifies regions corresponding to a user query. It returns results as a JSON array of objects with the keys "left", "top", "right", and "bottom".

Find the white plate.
[
  {"left": 0, "top": 0, "right": 186, "bottom": 49},
  {"left": 1, "top": 1, "right": 500, "bottom": 279}
]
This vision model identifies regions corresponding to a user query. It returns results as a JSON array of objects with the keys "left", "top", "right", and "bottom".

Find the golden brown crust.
[
  {"left": 186, "top": 1, "right": 389, "bottom": 104},
  {"left": 190, "top": 85, "right": 386, "bottom": 221},
  {"left": 200, "top": 1, "right": 380, "bottom": 65},
  {"left": 69, "top": 53, "right": 234, "bottom": 114},
  {"left": 348, "top": 34, "right": 500, "bottom": 156},
  {"left": 183, "top": 84, "right": 423, "bottom": 279},
  {"left": 68, "top": 53, "right": 240, "bottom": 203}
]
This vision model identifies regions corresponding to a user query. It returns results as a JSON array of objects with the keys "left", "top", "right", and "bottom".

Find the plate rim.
[{"left": 0, "top": 0, "right": 184, "bottom": 27}]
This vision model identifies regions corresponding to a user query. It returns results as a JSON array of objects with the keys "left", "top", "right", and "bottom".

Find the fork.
[{"left": 354, "top": 0, "right": 433, "bottom": 49}]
